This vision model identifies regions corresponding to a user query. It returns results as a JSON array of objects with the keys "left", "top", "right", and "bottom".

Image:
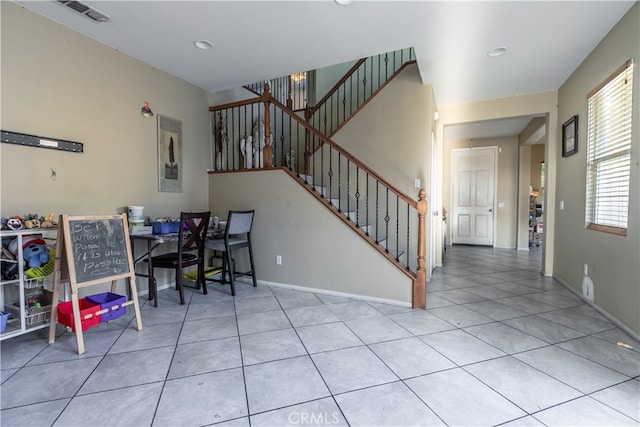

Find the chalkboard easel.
[{"left": 48, "top": 214, "right": 142, "bottom": 354}]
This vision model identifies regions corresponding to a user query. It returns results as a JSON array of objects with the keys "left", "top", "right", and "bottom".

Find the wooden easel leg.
[
  {"left": 129, "top": 277, "right": 143, "bottom": 331},
  {"left": 48, "top": 278, "right": 60, "bottom": 344},
  {"left": 71, "top": 293, "right": 85, "bottom": 355}
]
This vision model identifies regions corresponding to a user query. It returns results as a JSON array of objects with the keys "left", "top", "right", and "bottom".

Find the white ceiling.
[{"left": 15, "top": 0, "right": 635, "bottom": 140}]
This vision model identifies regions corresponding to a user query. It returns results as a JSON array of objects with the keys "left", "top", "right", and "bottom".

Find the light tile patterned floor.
[{"left": 1, "top": 245, "right": 639, "bottom": 426}]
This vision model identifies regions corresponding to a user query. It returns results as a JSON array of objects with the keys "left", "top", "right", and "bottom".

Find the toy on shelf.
[
  {"left": 1, "top": 213, "right": 57, "bottom": 231},
  {"left": 6, "top": 235, "right": 50, "bottom": 269},
  {"left": 5, "top": 217, "right": 23, "bottom": 230}
]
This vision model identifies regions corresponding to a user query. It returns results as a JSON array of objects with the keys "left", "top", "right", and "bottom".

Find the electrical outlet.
[
  {"left": 583, "top": 264, "right": 588, "bottom": 276},
  {"left": 276, "top": 255, "right": 282, "bottom": 265}
]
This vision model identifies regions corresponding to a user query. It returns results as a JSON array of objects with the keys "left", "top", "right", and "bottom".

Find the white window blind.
[{"left": 585, "top": 59, "right": 634, "bottom": 236}]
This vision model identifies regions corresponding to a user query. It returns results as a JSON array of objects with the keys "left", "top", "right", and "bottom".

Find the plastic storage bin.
[
  {"left": 57, "top": 298, "right": 100, "bottom": 332},
  {"left": 151, "top": 222, "right": 180, "bottom": 234},
  {"left": 86, "top": 292, "right": 126, "bottom": 322},
  {"left": 0, "top": 311, "right": 10, "bottom": 332}
]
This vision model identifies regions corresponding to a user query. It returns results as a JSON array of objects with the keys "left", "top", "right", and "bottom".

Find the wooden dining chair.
[
  {"left": 205, "top": 210, "right": 256, "bottom": 296},
  {"left": 146, "top": 211, "right": 210, "bottom": 305}
]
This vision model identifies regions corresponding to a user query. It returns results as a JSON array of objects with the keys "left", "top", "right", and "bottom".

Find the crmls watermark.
[{"left": 288, "top": 411, "right": 341, "bottom": 425}]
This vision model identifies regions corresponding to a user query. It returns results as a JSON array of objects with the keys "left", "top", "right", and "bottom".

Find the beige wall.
[
  {"left": 443, "top": 137, "right": 519, "bottom": 249},
  {"left": 555, "top": 3, "right": 639, "bottom": 336},
  {"left": 209, "top": 170, "right": 413, "bottom": 304},
  {"left": 333, "top": 64, "right": 432, "bottom": 201},
  {"left": 1, "top": 3, "right": 211, "bottom": 219},
  {"left": 1, "top": 3, "right": 211, "bottom": 295}
]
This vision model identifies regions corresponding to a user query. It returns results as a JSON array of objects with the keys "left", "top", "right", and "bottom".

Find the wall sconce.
[{"left": 141, "top": 101, "right": 154, "bottom": 118}]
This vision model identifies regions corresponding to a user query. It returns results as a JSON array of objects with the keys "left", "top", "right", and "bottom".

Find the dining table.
[{"left": 129, "top": 227, "right": 224, "bottom": 304}]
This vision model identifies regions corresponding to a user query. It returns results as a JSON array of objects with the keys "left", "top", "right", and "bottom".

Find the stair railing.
[
  {"left": 305, "top": 48, "right": 415, "bottom": 138},
  {"left": 209, "top": 83, "right": 427, "bottom": 308}
]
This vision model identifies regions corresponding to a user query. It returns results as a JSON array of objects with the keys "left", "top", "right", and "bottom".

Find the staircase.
[
  {"left": 210, "top": 47, "right": 426, "bottom": 307},
  {"left": 299, "top": 173, "right": 409, "bottom": 267}
]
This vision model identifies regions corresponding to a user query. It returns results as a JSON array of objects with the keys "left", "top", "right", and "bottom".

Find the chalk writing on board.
[{"left": 69, "top": 218, "right": 129, "bottom": 283}]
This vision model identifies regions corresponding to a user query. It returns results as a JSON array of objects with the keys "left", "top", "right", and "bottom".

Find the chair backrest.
[
  {"left": 179, "top": 211, "right": 211, "bottom": 256},
  {"left": 225, "top": 210, "right": 254, "bottom": 237}
]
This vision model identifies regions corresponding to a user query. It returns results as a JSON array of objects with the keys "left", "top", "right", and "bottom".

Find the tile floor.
[{"left": 1, "top": 245, "right": 639, "bottom": 426}]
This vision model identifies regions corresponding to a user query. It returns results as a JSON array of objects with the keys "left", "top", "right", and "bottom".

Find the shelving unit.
[
  {"left": 1, "top": 228, "right": 57, "bottom": 340},
  {"left": 529, "top": 193, "right": 543, "bottom": 247}
]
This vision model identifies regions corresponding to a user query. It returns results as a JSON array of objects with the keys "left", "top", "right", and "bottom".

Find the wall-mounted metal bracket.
[{"left": 1, "top": 130, "right": 84, "bottom": 153}]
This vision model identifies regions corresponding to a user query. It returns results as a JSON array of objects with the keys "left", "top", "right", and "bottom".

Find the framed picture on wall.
[
  {"left": 158, "top": 115, "right": 183, "bottom": 192},
  {"left": 562, "top": 115, "right": 578, "bottom": 157}
]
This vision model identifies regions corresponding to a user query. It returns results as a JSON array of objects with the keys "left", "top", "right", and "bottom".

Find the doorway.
[{"left": 451, "top": 147, "right": 497, "bottom": 246}]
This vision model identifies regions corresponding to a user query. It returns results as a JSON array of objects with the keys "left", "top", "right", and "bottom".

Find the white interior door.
[{"left": 451, "top": 147, "right": 496, "bottom": 246}]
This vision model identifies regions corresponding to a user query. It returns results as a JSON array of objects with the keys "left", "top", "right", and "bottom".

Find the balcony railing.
[{"left": 306, "top": 48, "right": 415, "bottom": 138}]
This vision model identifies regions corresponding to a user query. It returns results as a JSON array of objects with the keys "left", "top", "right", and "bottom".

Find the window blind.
[{"left": 585, "top": 59, "right": 634, "bottom": 236}]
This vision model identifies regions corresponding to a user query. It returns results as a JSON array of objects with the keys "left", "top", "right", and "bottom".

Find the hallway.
[{"left": 1, "top": 245, "right": 638, "bottom": 426}]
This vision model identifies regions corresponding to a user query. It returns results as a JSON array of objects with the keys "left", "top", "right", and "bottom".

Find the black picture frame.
[{"left": 562, "top": 115, "right": 578, "bottom": 157}]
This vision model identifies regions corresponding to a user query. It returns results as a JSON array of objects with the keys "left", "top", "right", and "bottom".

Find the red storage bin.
[{"left": 57, "top": 299, "right": 101, "bottom": 332}]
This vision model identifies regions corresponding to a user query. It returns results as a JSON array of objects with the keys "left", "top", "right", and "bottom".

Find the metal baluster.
[
  {"left": 375, "top": 180, "right": 379, "bottom": 244},
  {"left": 357, "top": 65, "right": 361, "bottom": 109},
  {"left": 385, "top": 53, "right": 389, "bottom": 82},
  {"left": 323, "top": 104, "right": 327, "bottom": 136},
  {"left": 365, "top": 173, "right": 370, "bottom": 236},
  {"left": 370, "top": 56, "right": 374, "bottom": 98},
  {"left": 337, "top": 152, "right": 342, "bottom": 212},
  {"left": 378, "top": 55, "right": 382, "bottom": 91},
  {"left": 341, "top": 84, "right": 346, "bottom": 126},
  {"left": 406, "top": 204, "right": 411, "bottom": 271},
  {"left": 346, "top": 159, "right": 350, "bottom": 220},
  {"left": 355, "top": 165, "right": 360, "bottom": 227},
  {"left": 384, "top": 188, "right": 390, "bottom": 253},
  {"left": 349, "top": 73, "right": 354, "bottom": 119},
  {"left": 396, "top": 194, "right": 400, "bottom": 262},
  {"left": 328, "top": 146, "right": 333, "bottom": 204},
  {"left": 362, "top": 59, "right": 367, "bottom": 106}
]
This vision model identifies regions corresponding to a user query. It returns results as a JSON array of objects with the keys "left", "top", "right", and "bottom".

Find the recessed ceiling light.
[
  {"left": 487, "top": 46, "right": 507, "bottom": 57},
  {"left": 335, "top": 0, "right": 353, "bottom": 5},
  {"left": 194, "top": 40, "right": 213, "bottom": 50}
]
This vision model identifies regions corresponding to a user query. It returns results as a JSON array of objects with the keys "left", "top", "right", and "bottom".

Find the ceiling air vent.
[{"left": 56, "top": 0, "right": 110, "bottom": 22}]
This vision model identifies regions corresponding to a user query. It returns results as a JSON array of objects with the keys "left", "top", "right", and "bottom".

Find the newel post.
[
  {"left": 262, "top": 83, "right": 273, "bottom": 168},
  {"left": 414, "top": 189, "right": 427, "bottom": 308}
]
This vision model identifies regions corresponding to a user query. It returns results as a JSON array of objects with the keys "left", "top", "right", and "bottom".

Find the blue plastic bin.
[
  {"left": 86, "top": 292, "right": 126, "bottom": 322},
  {"left": 0, "top": 311, "right": 10, "bottom": 333}
]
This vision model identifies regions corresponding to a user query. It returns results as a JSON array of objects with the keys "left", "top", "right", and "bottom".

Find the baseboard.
[
  {"left": 244, "top": 278, "right": 412, "bottom": 308},
  {"left": 553, "top": 275, "right": 640, "bottom": 343}
]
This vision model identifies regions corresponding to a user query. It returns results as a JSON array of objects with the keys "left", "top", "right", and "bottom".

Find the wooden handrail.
[{"left": 209, "top": 96, "right": 263, "bottom": 112}]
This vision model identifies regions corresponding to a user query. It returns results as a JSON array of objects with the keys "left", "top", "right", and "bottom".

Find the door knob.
[{"left": 488, "top": 209, "right": 493, "bottom": 212}]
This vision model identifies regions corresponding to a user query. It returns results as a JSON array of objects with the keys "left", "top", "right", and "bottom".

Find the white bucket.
[{"left": 128, "top": 206, "right": 144, "bottom": 227}]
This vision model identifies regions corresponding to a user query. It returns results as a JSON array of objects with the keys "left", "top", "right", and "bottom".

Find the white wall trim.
[
  {"left": 255, "top": 279, "right": 412, "bottom": 307},
  {"left": 553, "top": 275, "right": 640, "bottom": 343}
]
